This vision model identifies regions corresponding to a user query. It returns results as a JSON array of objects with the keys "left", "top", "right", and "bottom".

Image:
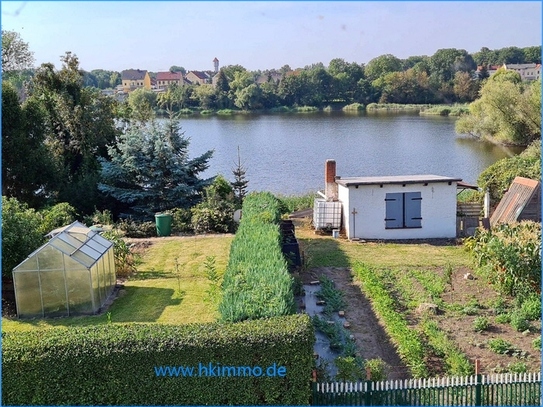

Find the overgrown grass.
[
  {"left": 419, "top": 104, "right": 470, "bottom": 117},
  {"left": 294, "top": 105, "right": 319, "bottom": 112},
  {"left": 276, "top": 192, "right": 318, "bottom": 215},
  {"left": 342, "top": 103, "right": 365, "bottom": 111},
  {"left": 2, "top": 235, "right": 233, "bottom": 332},
  {"left": 216, "top": 109, "right": 235, "bottom": 115},
  {"left": 366, "top": 103, "right": 433, "bottom": 112}
]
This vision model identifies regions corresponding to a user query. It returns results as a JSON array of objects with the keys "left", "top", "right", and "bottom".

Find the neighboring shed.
[
  {"left": 490, "top": 177, "right": 541, "bottom": 228},
  {"left": 12, "top": 221, "right": 116, "bottom": 318}
]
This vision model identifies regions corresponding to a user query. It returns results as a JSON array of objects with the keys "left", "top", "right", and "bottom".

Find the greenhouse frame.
[{"left": 12, "top": 221, "right": 116, "bottom": 318}]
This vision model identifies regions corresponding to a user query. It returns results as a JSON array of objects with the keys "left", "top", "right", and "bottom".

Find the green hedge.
[
  {"left": 2, "top": 315, "right": 314, "bottom": 405},
  {"left": 219, "top": 192, "right": 295, "bottom": 322}
]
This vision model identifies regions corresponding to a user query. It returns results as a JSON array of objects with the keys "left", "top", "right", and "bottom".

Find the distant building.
[
  {"left": 156, "top": 71, "right": 183, "bottom": 89},
  {"left": 503, "top": 63, "right": 541, "bottom": 81},
  {"left": 121, "top": 69, "right": 151, "bottom": 93},
  {"left": 185, "top": 70, "right": 212, "bottom": 85},
  {"left": 213, "top": 57, "right": 219, "bottom": 73}
]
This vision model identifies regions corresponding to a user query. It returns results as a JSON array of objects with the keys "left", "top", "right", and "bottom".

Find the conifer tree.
[
  {"left": 99, "top": 119, "right": 213, "bottom": 219},
  {"left": 230, "top": 146, "right": 248, "bottom": 208}
]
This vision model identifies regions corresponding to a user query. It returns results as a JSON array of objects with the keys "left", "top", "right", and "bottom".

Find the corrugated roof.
[
  {"left": 490, "top": 177, "right": 541, "bottom": 227},
  {"left": 336, "top": 175, "right": 462, "bottom": 187}
]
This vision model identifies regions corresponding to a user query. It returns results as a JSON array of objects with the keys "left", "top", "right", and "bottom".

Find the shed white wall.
[{"left": 339, "top": 182, "right": 457, "bottom": 239}]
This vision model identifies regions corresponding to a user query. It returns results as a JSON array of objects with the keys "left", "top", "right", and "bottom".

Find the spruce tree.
[
  {"left": 230, "top": 146, "right": 248, "bottom": 208},
  {"left": 99, "top": 119, "right": 213, "bottom": 219}
]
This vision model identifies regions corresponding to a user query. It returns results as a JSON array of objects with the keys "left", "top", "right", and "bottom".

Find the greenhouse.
[{"left": 12, "top": 221, "right": 116, "bottom": 318}]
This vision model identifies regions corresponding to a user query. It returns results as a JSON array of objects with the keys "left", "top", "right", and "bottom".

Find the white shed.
[{"left": 337, "top": 175, "right": 461, "bottom": 240}]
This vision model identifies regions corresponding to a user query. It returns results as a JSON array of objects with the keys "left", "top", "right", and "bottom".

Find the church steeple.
[{"left": 213, "top": 57, "right": 219, "bottom": 73}]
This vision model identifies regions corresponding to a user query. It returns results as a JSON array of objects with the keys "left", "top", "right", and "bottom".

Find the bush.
[
  {"left": 38, "top": 202, "right": 78, "bottom": 234},
  {"left": 276, "top": 193, "right": 317, "bottom": 215},
  {"left": 170, "top": 207, "right": 193, "bottom": 234},
  {"left": 466, "top": 222, "right": 541, "bottom": 301},
  {"left": 82, "top": 208, "right": 113, "bottom": 226},
  {"left": 473, "top": 316, "right": 490, "bottom": 332},
  {"left": 2, "top": 315, "right": 314, "bottom": 406},
  {"left": 342, "top": 103, "right": 365, "bottom": 111},
  {"left": 335, "top": 356, "right": 365, "bottom": 381},
  {"left": 519, "top": 294, "right": 541, "bottom": 321},
  {"left": 1, "top": 196, "right": 45, "bottom": 279},
  {"left": 488, "top": 338, "right": 514, "bottom": 354},
  {"left": 100, "top": 229, "right": 138, "bottom": 278},
  {"left": 532, "top": 335, "right": 541, "bottom": 350},
  {"left": 219, "top": 192, "right": 295, "bottom": 322},
  {"left": 509, "top": 309, "right": 531, "bottom": 332},
  {"left": 117, "top": 218, "right": 157, "bottom": 238},
  {"left": 191, "top": 175, "right": 236, "bottom": 234},
  {"left": 495, "top": 314, "right": 511, "bottom": 324},
  {"left": 364, "top": 358, "right": 389, "bottom": 382}
]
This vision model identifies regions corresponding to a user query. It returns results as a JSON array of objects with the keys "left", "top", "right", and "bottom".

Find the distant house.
[
  {"left": 156, "top": 71, "right": 183, "bottom": 89},
  {"left": 503, "top": 63, "right": 541, "bottom": 81},
  {"left": 121, "top": 69, "right": 151, "bottom": 93},
  {"left": 255, "top": 72, "right": 283, "bottom": 85},
  {"left": 316, "top": 160, "right": 462, "bottom": 240},
  {"left": 185, "top": 70, "right": 212, "bottom": 85}
]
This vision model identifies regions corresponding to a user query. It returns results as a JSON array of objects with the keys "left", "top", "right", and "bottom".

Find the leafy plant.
[
  {"left": 316, "top": 276, "right": 347, "bottom": 314},
  {"left": 532, "top": 335, "right": 541, "bottom": 350},
  {"left": 100, "top": 229, "right": 138, "bottom": 278},
  {"left": 488, "top": 338, "right": 514, "bottom": 354},
  {"left": 507, "top": 362, "right": 528, "bottom": 374},
  {"left": 509, "top": 309, "right": 531, "bottom": 332},
  {"left": 117, "top": 218, "right": 157, "bottom": 238},
  {"left": 364, "top": 358, "right": 389, "bottom": 382},
  {"left": 519, "top": 294, "right": 541, "bottom": 321},
  {"left": 203, "top": 256, "right": 221, "bottom": 304},
  {"left": 495, "top": 313, "right": 511, "bottom": 324},
  {"left": 335, "top": 356, "right": 365, "bottom": 381},
  {"left": 473, "top": 316, "right": 490, "bottom": 332}
]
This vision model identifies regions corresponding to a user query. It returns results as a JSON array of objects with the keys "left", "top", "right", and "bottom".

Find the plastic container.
[{"left": 155, "top": 213, "right": 172, "bottom": 237}]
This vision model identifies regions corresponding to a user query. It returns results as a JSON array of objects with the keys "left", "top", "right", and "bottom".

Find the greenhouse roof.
[{"left": 20, "top": 221, "right": 114, "bottom": 269}]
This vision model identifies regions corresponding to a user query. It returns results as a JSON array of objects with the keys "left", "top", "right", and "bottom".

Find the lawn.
[{"left": 1, "top": 235, "right": 233, "bottom": 333}]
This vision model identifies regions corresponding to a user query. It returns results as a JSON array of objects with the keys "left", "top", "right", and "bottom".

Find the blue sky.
[{"left": 1, "top": 1, "right": 541, "bottom": 72}]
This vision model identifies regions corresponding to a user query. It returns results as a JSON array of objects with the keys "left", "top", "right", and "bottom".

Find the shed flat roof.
[{"left": 336, "top": 175, "right": 462, "bottom": 187}]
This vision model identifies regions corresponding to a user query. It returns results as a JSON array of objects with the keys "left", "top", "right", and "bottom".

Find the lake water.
[{"left": 171, "top": 111, "right": 523, "bottom": 196}]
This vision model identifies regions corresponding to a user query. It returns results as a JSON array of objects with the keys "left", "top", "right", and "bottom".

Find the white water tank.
[{"left": 313, "top": 199, "right": 342, "bottom": 230}]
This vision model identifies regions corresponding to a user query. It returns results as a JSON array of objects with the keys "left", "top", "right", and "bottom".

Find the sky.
[{"left": 1, "top": 1, "right": 541, "bottom": 73}]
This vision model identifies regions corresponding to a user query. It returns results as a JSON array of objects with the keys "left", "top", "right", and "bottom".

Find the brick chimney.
[{"left": 325, "top": 159, "right": 338, "bottom": 201}]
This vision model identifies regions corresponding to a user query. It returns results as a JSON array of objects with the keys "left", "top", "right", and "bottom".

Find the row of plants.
[
  {"left": 218, "top": 192, "right": 295, "bottom": 322},
  {"left": 2, "top": 315, "right": 314, "bottom": 405},
  {"left": 352, "top": 262, "right": 429, "bottom": 378}
]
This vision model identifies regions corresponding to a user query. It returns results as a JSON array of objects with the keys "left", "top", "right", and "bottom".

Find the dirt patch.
[{"left": 300, "top": 266, "right": 411, "bottom": 380}]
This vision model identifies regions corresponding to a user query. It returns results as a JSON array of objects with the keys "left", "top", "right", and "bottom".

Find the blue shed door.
[
  {"left": 385, "top": 193, "right": 403, "bottom": 228},
  {"left": 404, "top": 192, "right": 422, "bottom": 228}
]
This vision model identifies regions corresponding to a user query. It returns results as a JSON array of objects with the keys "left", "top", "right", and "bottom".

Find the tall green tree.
[
  {"left": 27, "top": 52, "right": 120, "bottom": 213},
  {"left": 364, "top": 54, "right": 403, "bottom": 82},
  {"left": 98, "top": 119, "right": 214, "bottom": 218},
  {"left": 456, "top": 73, "right": 540, "bottom": 146},
  {"left": 2, "top": 82, "right": 57, "bottom": 207},
  {"left": 127, "top": 87, "right": 157, "bottom": 122},
  {"left": 1, "top": 30, "right": 34, "bottom": 73}
]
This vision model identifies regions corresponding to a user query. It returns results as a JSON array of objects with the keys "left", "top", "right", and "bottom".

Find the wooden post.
[{"left": 484, "top": 190, "right": 490, "bottom": 218}]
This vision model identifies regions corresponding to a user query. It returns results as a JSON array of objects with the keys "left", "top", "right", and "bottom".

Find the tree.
[
  {"left": 523, "top": 46, "right": 542, "bottom": 64},
  {"left": 429, "top": 48, "right": 476, "bottom": 83},
  {"left": 27, "top": 52, "right": 120, "bottom": 213},
  {"left": 456, "top": 74, "right": 540, "bottom": 146},
  {"left": 169, "top": 65, "right": 186, "bottom": 75},
  {"left": 498, "top": 46, "right": 525, "bottom": 64},
  {"left": 2, "top": 82, "right": 57, "bottom": 207},
  {"left": 98, "top": 119, "right": 214, "bottom": 219},
  {"left": 1, "top": 30, "right": 34, "bottom": 72},
  {"left": 453, "top": 71, "right": 479, "bottom": 103},
  {"left": 364, "top": 54, "right": 403, "bottom": 81},
  {"left": 191, "top": 84, "right": 216, "bottom": 110},
  {"left": 231, "top": 146, "right": 248, "bottom": 208},
  {"left": 191, "top": 175, "right": 236, "bottom": 234},
  {"left": 128, "top": 87, "right": 157, "bottom": 122}
]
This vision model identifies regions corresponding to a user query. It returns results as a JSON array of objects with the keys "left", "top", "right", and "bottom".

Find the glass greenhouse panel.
[
  {"left": 37, "top": 246, "right": 63, "bottom": 270},
  {"left": 72, "top": 250, "right": 94, "bottom": 268},
  {"left": 13, "top": 271, "right": 42, "bottom": 317},
  {"left": 51, "top": 238, "right": 77, "bottom": 255},
  {"left": 66, "top": 269, "right": 94, "bottom": 314},
  {"left": 14, "top": 255, "right": 39, "bottom": 272},
  {"left": 97, "top": 259, "right": 106, "bottom": 302},
  {"left": 91, "top": 264, "right": 101, "bottom": 305},
  {"left": 63, "top": 254, "right": 84, "bottom": 270},
  {"left": 39, "top": 270, "right": 68, "bottom": 316},
  {"left": 87, "top": 238, "right": 109, "bottom": 252}
]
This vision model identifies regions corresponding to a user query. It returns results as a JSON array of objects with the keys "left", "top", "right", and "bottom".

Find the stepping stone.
[
  {"left": 338, "top": 310, "right": 345, "bottom": 317},
  {"left": 343, "top": 321, "right": 351, "bottom": 329}
]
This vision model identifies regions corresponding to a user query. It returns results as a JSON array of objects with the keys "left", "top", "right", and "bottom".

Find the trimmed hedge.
[
  {"left": 219, "top": 192, "right": 295, "bottom": 322},
  {"left": 2, "top": 314, "right": 314, "bottom": 405}
]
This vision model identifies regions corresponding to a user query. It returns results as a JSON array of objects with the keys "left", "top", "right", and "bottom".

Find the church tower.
[{"left": 213, "top": 57, "right": 219, "bottom": 73}]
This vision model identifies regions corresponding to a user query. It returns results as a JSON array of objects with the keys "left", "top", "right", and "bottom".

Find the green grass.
[{"left": 2, "top": 235, "right": 233, "bottom": 333}]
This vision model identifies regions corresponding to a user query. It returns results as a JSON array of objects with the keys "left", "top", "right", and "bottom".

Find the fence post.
[
  {"left": 475, "top": 359, "right": 482, "bottom": 406},
  {"left": 364, "top": 367, "right": 372, "bottom": 405}
]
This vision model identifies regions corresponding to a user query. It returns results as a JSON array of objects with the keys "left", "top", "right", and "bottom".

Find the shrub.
[
  {"left": 335, "top": 356, "right": 365, "bottom": 381},
  {"left": 276, "top": 193, "right": 317, "bottom": 215},
  {"left": 519, "top": 294, "right": 541, "bottom": 321},
  {"left": 473, "top": 317, "right": 490, "bottom": 332},
  {"left": 495, "top": 313, "right": 511, "bottom": 324},
  {"left": 488, "top": 338, "right": 514, "bottom": 354},
  {"left": 100, "top": 229, "right": 138, "bottom": 278},
  {"left": 342, "top": 103, "right": 365, "bottom": 111},
  {"left": 2, "top": 315, "right": 314, "bottom": 406},
  {"left": 510, "top": 309, "right": 531, "bottom": 332},
  {"left": 191, "top": 175, "right": 236, "bottom": 234},
  {"left": 83, "top": 208, "right": 113, "bottom": 226},
  {"left": 532, "top": 335, "right": 541, "bottom": 350},
  {"left": 219, "top": 192, "right": 295, "bottom": 322},
  {"left": 2, "top": 196, "right": 45, "bottom": 279},
  {"left": 170, "top": 207, "right": 193, "bottom": 234},
  {"left": 507, "top": 362, "right": 528, "bottom": 374},
  {"left": 117, "top": 218, "right": 157, "bottom": 238},
  {"left": 365, "top": 358, "right": 389, "bottom": 382},
  {"left": 38, "top": 202, "right": 78, "bottom": 234},
  {"left": 466, "top": 222, "right": 541, "bottom": 301}
]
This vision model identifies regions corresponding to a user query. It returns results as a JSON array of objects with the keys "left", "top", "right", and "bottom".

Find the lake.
[{"left": 170, "top": 111, "right": 523, "bottom": 196}]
